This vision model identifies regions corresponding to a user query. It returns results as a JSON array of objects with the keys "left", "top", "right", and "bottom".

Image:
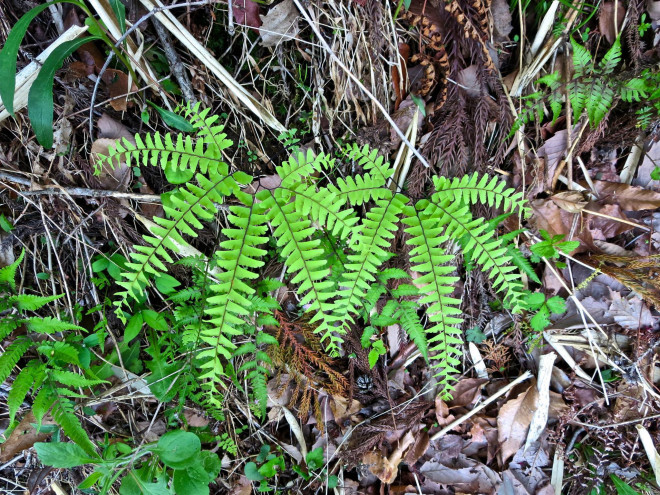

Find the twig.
[
  {"left": 150, "top": 18, "right": 198, "bottom": 105},
  {"left": 89, "top": 0, "right": 217, "bottom": 137},
  {"left": 430, "top": 370, "right": 533, "bottom": 442},
  {"left": 291, "top": 0, "right": 431, "bottom": 168}
]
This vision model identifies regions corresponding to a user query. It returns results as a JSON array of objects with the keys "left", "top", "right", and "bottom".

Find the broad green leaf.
[
  {"left": 305, "top": 447, "right": 324, "bottom": 470},
  {"left": 148, "top": 101, "right": 194, "bottom": 132},
  {"left": 34, "top": 442, "right": 96, "bottom": 468},
  {"left": 28, "top": 36, "right": 100, "bottom": 148},
  {"left": 244, "top": 461, "right": 264, "bottom": 481},
  {"left": 173, "top": 463, "right": 210, "bottom": 495},
  {"left": 124, "top": 312, "right": 143, "bottom": 342},
  {"left": 156, "top": 430, "right": 200, "bottom": 469},
  {"left": 610, "top": 475, "right": 641, "bottom": 495},
  {"left": 109, "top": 0, "right": 126, "bottom": 34}
]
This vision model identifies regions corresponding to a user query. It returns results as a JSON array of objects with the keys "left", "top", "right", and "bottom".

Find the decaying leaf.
[
  {"left": 609, "top": 291, "right": 655, "bottom": 329},
  {"left": 420, "top": 454, "right": 502, "bottom": 493},
  {"left": 592, "top": 180, "right": 660, "bottom": 211},
  {"left": 599, "top": 2, "right": 626, "bottom": 45},
  {"left": 260, "top": 0, "right": 299, "bottom": 47},
  {"left": 233, "top": 0, "right": 262, "bottom": 30},
  {"left": 497, "top": 380, "right": 539, "bottom": 463},
  {"left": 0, "top": 412, "right": 54, "bottom": 462}
]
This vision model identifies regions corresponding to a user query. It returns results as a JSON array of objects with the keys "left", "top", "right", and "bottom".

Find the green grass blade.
[{"left": 28, "top": 36, "right": 98, "bottom": 148}]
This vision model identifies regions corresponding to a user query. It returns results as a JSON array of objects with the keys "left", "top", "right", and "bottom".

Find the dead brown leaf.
[
  {"left": 592, "top": 180, "right": 660, "bottom": 210},
  {"left": 447, "top": 378, "right": 488, "bottom": 409},
  {"left": 259, "top": 0, "right": 299, "bottom": 47},
  {"left": 491, "top": 0, "right": 513, "bottom": 42},
  {"left": 497, "top": 380, "right": 539, "bottom": 463},
  {"left": 599, "top": 2, "right": 626, "bottom": 45},
  {"left": 0, "top": 412, "right": 54, "bottom": 462},
  {"left": 420, "top": 455, "right": 501, "bottom": 493},
  {"left": 434, "top": 397, "right": 455, "bottom": 427},
  {"left": 228, "top": 475, "right": 252, "bottom": 495},
  {"left": 184, "top": 410, "right": 210, "bottom": 427},
  {"left": 91, "top": 138, "right": 132, "bottom": 191},
  {"left": 531, "top": 198, "right": 634, "bottom": 253},
  {"left": 609, "top": 291, "right": 655, "bottom": 329}
]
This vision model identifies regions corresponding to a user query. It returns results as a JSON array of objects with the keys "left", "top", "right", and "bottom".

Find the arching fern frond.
[
  {"left": 402, "top": 202, "right": 463, "bottom": 398},
  {"left": 200, "top": 195, "right": 268, "bottom": 388}
]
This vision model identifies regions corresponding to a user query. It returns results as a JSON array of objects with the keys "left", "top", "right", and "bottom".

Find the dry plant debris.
[{"left": 0, "top": 0, "right": 660, "bottom": 494}]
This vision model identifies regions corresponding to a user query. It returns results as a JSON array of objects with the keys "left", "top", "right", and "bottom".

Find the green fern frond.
[
  {"left": 116, "top": 169, "right": 251, "bottom": 306},
  {"left": 9, "top": 293, "right": 62, "bottom": 311},
  {"left": 402, "top": 203, "right": 463, "bottom": 397},
  {"left": 397, "top": 301, "right": 428, "bottom": 361},
  {"left": 0, "top": 337, "right": 31, "bottom": 384},
  {"left": 50, "top": 392, "right": 98, "bottom": 457},
  {"left": 7, "top": 361, "right": 43, "bottom": 423},
  {"left": 599, "top": 38, "right": 622, "bottom": 74},
  {"left": 200, "top": 197, "right": 268, "bottom": 386},
  {"left": 329, "top": 145, "right": 395, "bottom": 205},
  {"left": 333, "top": 193, "right": 409, "bottom": 339},
  {"left": 432, "top": 173, "right": 527, "bottom": 214},
  {"left": 0, "top": 249, "right": 24, "bottom": 290},
  {"left": 25, "top": 317, "right": 85, "bottom": 334},
  {"left": 257, "top": 188, "right": 340, "bottom": 352},
  {"left": 571, "top": 37, "right": 593, "bottom": 75}
]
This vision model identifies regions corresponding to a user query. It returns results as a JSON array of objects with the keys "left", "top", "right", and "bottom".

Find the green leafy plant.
[
  {"left": 523, "top": 291, "right": 567, "bottom": 332},
  {"left": 0, "top": 0, "right": 135, "bottom": 148},
  {"left": 530, "top": 229, "right": 580, "bottom": 264},
  {"left": 35, "top": 429, "right": 221, "bottom": 495},
  {"left": 0, "top": 250, "right": 105, "bottom": 457},
  {"left": 99, "top": 103, "right": 529, "bottom": 400},
  {"left": 244, "top": 444, "right": 286, "bottom": 492},
  {"left": 512, "top": 37, "right": 659, "bottom": 133}
]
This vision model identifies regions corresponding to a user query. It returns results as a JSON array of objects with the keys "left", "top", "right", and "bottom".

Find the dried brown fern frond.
[
  {"left": 269, "top": 310, "right": 349, "bottom": 426},
  {"left": 577, "top": 253, "right": 660, "bottom": 308}
]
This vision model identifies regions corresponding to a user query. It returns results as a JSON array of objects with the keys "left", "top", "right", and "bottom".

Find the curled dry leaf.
[
  {"left": 491, "top": 0, "right": 513, "bottom": 42},
  {"left": 228, "top": 475, "right": 252, "bottom": 495},
  {"left": 420, "top": 454, "right": 502, "bottom": 493},
  {"left": 447, "top": 378, "right": 488, "bottom": 409},
  {"left": 592, "top": 180, "right": 660, "bottom": 211},
  {"left": 551, "top": 190, "right": 589, "bottom": 213},
  {"left": 260, "top": 0, "right": 299, "bottom": 47},
  {"left": 531, "top": 198, "right": 634, "bottom": 253},
  {"left": 497, "top": 380, "right": 539, "bottom": 463},
  {"left": 0, "top": 412, "right": 54, "bottom": 462},
  {"left": 609, "top": 291, "right": 655, "bottom": 329}
]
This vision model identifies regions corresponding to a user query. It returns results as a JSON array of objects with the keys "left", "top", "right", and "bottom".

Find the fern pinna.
[
  {"left": 0, "top": 251, "right": 105, "bottom": 457},
  {"left": 101, "top": 104, "right": 527, "bottom": 399}
]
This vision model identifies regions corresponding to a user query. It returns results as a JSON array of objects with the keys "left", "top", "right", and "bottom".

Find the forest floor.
[{"left": 1, "top": 0, "right": 660, "bottom": 494}]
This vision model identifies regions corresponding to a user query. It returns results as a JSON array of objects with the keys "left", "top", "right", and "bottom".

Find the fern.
[
  {"left": 0, "top": 251, "right": 101, "bottom": 455},
  {"left": 100, "top": 105, "right": 529, "bottom": 399},
  {"left": 512, "top": 36, "right": 660, "bottom": 131}
]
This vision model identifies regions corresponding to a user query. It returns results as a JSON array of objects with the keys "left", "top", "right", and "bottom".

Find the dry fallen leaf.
[
  {"left": 599, "top": 1, "right": 626, "bottom": 45},
  {"left": 0, "top": 412, "right": 54, "bottom": 462},
  {"left": 91, "top": 138, "right": 132, "bottom": 191},
  {"left": 592, "top": 180, "right": 660, "bottom": 211},
  {"left": 491, "top": 0, "right": 513, "bottom": 42},
  {"left": 609, "top": 291, "right": 655, "bottom": 329},
  {"left": 420, "top": 455, "right": 501, "bottom": 493},
  {"left": 447, "top": 378, "right": 488, "bottom": 409},
  {"left": 260, "top": 0, "right": 299, "bottom": 47},
  {"left": 233, "top": 0, "right": 262, "bottom": 30},
  {"left": 228, "top": 475, "right": 252, "bottom": 495},
  {"left": 497, "top": 380, "right": 539, "bottom": 463}
]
